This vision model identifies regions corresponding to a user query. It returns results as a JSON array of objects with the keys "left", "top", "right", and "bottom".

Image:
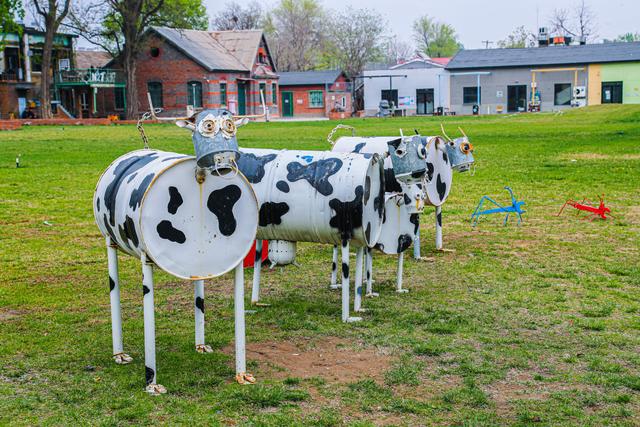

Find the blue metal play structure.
[{"left": 471, "top": 186, "right": 526, "bottom": 226}]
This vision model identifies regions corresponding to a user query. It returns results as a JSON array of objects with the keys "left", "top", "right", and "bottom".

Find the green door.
[
  {"left": 281, "top": 91, "right": 293, "bottom": 117},
  {"left": 238, "top": 81, "right": 247, "bottom": 115}
]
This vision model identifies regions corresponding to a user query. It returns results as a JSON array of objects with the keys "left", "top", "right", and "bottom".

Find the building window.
[
  {"left": 220, "top": 82, "right": 227, "bottom": 105},
  {"left": 341, "top": 96, "right": 346, "bottom": 108},
  {"left": 463, "top": 87, "right": 480, "bottom": 104},
  {"left": 272, "top": 83, "right": 277, "bottom": 104},
  {"left": 259, "top": 82, "right": 266, "bottom": 103},
  {"left": 381, "top": 89, "right": 398, "bottom": 107},
  {"left": 147, "top": 82, "right": 163, "bottom": 108},
  {"left": 187, "top": 81, "right": 202, "bottom": 108},
  {"left": 114, "top": 87, "right": 125, "bottom": 110},
  {"left": 554, "top": 83, "right": 572, "bottom": 106},
  {"left": 309, "top": 90, "right": 324, "bottom": 108},
  {"left": 150, "top": 47, "right": 160, "bottom": 58}
]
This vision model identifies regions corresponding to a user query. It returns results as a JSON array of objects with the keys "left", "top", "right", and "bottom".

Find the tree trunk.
[
  {"left": 40, "top": 16, "right": 56, "bottom": 119},
  {"left": 124, "top": 46, "right": 139, "bottom": 119}
]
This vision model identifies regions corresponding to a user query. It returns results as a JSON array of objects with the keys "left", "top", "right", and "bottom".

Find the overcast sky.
[{"left": 207, "top": 0, "right": 639, "bottom": 50}]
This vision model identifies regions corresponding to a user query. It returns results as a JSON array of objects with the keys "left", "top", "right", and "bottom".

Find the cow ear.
[
  {"left": 176, "top": 116, "right": 196, "bottom": 131},
  {"left": 234, "top": 117, "right": 249, "bottom": 127}
]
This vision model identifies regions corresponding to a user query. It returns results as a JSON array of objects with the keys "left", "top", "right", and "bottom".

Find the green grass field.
[{"left": 1, "top": 105, "right": 639, "bottom": 426}]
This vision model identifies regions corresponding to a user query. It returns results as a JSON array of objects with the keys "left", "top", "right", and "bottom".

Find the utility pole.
[{"left": 482, "top": 40, "right": 493, "bottom": 49}]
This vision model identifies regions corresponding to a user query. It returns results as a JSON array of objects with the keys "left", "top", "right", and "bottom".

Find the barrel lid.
[
  {"left": 423, "top": 137, "right": 452, "bottom": 206},
  {"left": 139, "top": 159, "right": 258, "bottom": 279}
]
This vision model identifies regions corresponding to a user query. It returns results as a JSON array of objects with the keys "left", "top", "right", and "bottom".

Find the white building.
[{"left": 363, "top": 58, "right": 450, "bottom": 116}]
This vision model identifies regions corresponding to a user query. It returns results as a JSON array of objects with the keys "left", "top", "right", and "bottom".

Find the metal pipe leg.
[
  {"left": 194, "top": 280, "right": 212, "bottom": 353},
  {"left": 142, "top": 253, "right": 165, "bottom": 394},
  {"left": 354, "top": 247, "right": 365, "bottom": 312},
  {"left": 435, "top": 206, "right": 443, "bottom": 251},
  {"left": 413, "top": 229, "right": 421, "bottom": 259},
  {"left": 107, "top": 238, "right": 132, "bottom": 365},
  {"left": 396, "top": 252, "right": 408, "bottom": 293},
  {"left": 251, "top": 240, "right": 263, "bottom": 304},
  {"left": 234, "top": 261, "right": 255, "bottom": 385},
  {"left": 341, "top": 240, "right": 361, "bottom": 323},
  {"left": 365, "top": 247, "right": 378, "bottom": 297},
  {"left": 330, "top": 245, "right": 340, "bottom": 289}
]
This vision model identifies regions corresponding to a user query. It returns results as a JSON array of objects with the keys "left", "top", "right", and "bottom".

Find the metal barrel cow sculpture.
[
  {"left": 94, "top": 109, "right": 260, "bottom": 394},
  {"left": 236, "top": 147, "right": 386, "bottom": 322}
]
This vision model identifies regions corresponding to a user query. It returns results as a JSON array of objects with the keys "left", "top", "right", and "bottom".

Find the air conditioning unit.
[{"left": 574, "top": 86, "right": 586, "bottom": 98}]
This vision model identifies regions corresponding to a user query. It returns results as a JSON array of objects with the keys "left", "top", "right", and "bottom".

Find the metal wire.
[
  {"left": 327, "top": 124, "right": 356, "bottom": 146},
  {"left": 137, "top": 111, "right": 154, "bottom": 149}
]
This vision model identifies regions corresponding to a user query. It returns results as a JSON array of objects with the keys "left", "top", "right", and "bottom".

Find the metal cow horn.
[
  {"left": 440, "top": 123, "right": 452, "bottom": 142},
  {"left": 458, "top": 127, "right": 468, "bottom": 139}
]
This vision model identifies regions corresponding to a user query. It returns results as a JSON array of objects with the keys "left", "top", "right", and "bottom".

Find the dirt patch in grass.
[
  {"left": 0, "top": 308, "right": 25, "bottom": 321},
  {"left": 562, "top": 153, "right": 640, "bottom": 161},
  {"left": 237, "top": 337, "right": 392, "bottom": 384}
]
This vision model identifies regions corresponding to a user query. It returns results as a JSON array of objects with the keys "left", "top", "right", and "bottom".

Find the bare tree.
[
  {"left": 264, "top": 0, "right": 325, "bottom": 71},
  {"left": 30, "top": 0, "right": 71, "bottom": 118},
  {"left": 68, "top": 0, "right": 207, "bottom": 119},
  {"left": 383, "top": 36, "right": 414, "bottom": 66},
  {"left": 210, "top": 1, "right": 263, "bottom": 31},
  {"left": 549, "top": 0, "right": 597, "bottom": 42}
]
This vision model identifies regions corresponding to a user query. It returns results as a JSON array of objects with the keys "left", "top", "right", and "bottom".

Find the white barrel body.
[
  {"left": 333, "top": 136, "right": 452, "bottom": 206},
  {"left": 376, "top": 194, "right": 420, "bottom": 255},
  {"left": 236, "top": 148, "right": 384, "bottom": 247},
  {"left": 94, "top": 149, "right": 258, "bottom": 279}
]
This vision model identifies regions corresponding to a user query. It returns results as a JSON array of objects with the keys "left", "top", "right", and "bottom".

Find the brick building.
[
  {"left": 278, "top": 70, "right": 352, "bottom": 119},
  {"left": 132, "top": 26, "right": 278, "bottom": 117}
]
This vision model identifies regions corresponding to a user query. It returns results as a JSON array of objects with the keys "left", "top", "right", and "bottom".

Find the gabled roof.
[
  {"left": 278, "top": 69, "right": 345, "bottom": 86},
  {"left": 390, "top": 57, "right": 447, "bottom": 70},
  {"left": 148, "top": 26, "right": 272, "bottom": 72},
  {"left": 446, "top": 42, "right": 640, "bottom": 70},
  {"left": 76, "top": 50, "right": 112, "bottom": 69}
]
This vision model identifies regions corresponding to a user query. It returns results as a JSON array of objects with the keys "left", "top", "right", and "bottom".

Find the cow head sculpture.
[
  {"left": 441, "top": 125, "right": 475, "bottom": 173},
  {"left": 176, "top": 109, "right": 249, "bottom": 169},
  {"left": 387, "top": 135, "right": 428, "bottom": 213}
]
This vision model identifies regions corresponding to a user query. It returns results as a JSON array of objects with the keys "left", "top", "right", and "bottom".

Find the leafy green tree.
[
  {"left": 69, "top": 0, "right": 208, "bottom": 119},
  {"left": 412, "top": 15, "right": 462, "bottom": 58},
  {"left": 497, "top": 26, "right": 536, "bottom": 48},
  {"left": 614, "top": 32, "right": 640, "bottom": 42},
  {"left": 1, "top": 0, "right": 24, "bottom": 48}
]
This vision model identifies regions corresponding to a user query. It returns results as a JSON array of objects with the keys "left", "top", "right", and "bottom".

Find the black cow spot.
[
  {"left": 167, "top": 186, "right": 183, "bottom": 214},
  {"left": 259, "top": 202, "right": 290, "bottom": 226},
  {"left": 96, "top": 197, "right": 100, "bottom": 212},
  {"left": 104, "top": 153, "right": 158, "bottom": 227},
  {"left": 364, "top": 176, "right": 371, "bottom": 204},
  {"left": 207, "top": 185, "right": 242, "bottom": 236},
  {"left": 332, "top": 261, "right": 337, "bottom": 272},
  {"left": 403, "top": 194, "right": 411, "bottom": 206},
  {"left": 397, "top": 234, "right": 413, "bottom": 253},
  {"left": 374, "top": 175, "right": 385, "bottom": 220},
  {"left": 375, "top": 243, "right": 385, "bottom": 251},
  {"left": 156, "top": 220, "right": 186, "bottom": 243},
  {"left": 143, "top": 285, "right": 150, "bottom": 295},
  {"left": 329, "top": 186, "right": 363, "bottom": 240},
  {"left": 426, "top": 162, "right": 434, "bottom": 182},
  {"left": 128, "top": 173, "right": 154, "bottom": 212},
  {"left": 437, "top": 210, "right": 442, "bottom": 227},
  {"left": 436, "top": 174, "right": 447, "bottom": 201},
  {"left": 387, "top": 138, "right": 402, "bottom": 149},
  {"left": 195, "top": 296, "right": 204, "bottom": 313},
  {"left": 342, "top": 262, "right": 349, "bottom": 279},
  {"left": 410, "top": 213, "right": 420, "bottom": 235},
  {"left": 365, "top": 222, "right": 371, "bottom": 243},
  {"left": 109, "top": 276, "right": 115, "bottom": 292},
  {"left": 287, "top": 158, "right": 343, "bottom": 196},
  {"left": 442, "top": 150, "right": 449, "bottom": 164},
  {"left": 118, "top": 215, "right": 139, "bottom": 249},
  {"left": 103, "top": 213, "right": 118, "bottom": 245},
  {"left": 126, "top": 172, "right": 137, "bottom": 184},
  {"left": 145, "top": 366, "right": 155, "bottom": 385},
  {"left": 353, "top": 142, "right": 366, "bottom": 153},
  {"left": 276, "top": 180, "right": 290, "bottom": 193},
  {"left": 411, "top": 168, "right": 426, "bottom": 178},
  {"left": 384, "top": 168, "right": 402, "bottom": 193},
  {"left": 236, "top": 152, "right": 277, "bottom": 184}
]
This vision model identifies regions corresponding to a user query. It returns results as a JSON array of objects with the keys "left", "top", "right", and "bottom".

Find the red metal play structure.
[{"left": 557, "top": 195, "right": 612, "bottom": 220}]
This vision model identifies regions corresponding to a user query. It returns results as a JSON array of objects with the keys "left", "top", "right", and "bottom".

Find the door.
[
  {"left": 416, "top": 88, "right": 434, "bottom": 115},
  {"left": 381, "top": 89, "right": 398, "bottom": 108},
  {"left": 507, "top": 85, "right": 527, "bottom": 112},
  {"left": 602, "top": 81, "right": 623, "bottom": 104},
  {"left": 281, "top": 91, "right": 293, "bottom": 117},
  {"left": 238, "top": 81, "right": 247, "bottom": 115}
]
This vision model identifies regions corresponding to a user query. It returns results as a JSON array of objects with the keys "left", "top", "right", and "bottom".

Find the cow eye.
[
  {"left": 460, "top": 143, "right": 472, "bottom": 154},
  {"left": 221, "top": 118, "right": 236, "bottom": 137},
  {"left": 417, "top": 146, "right": 426, "bottom": 159},
  {"left": 201, "top": 119, "right": 218, "bottom": 135}
]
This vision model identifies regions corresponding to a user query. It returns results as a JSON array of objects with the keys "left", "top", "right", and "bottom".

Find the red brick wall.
[
  {"left": 280, "top": 83, "right": 352, "bottom": 118},
  {"left": 0, "top": 84, "right": 19, "bottom": 119},
  {"left": 133, "top": 35, "right": 279, "bottom": 117}
]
